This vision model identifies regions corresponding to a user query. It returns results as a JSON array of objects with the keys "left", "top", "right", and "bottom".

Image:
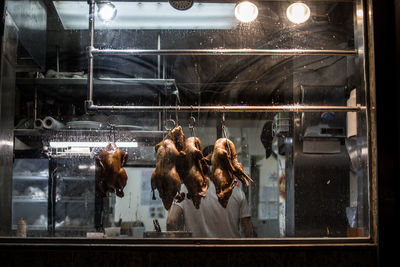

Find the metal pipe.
[
  {"left": 86, "top": 104, "right": 366, "bottom": 113},
  {"left": 87, "top": 0, "right": 95, "bottom": 104},
  {"left": 89, "top": 48, "right": 358, "bottom": 57}
]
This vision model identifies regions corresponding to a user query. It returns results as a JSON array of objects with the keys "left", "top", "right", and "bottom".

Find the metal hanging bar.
[
  {"left": 89, "top": 48, "right": 358, "bottom": 57},
  {"left": 85, "top": 103, "right": 365, "bottom": 113}
]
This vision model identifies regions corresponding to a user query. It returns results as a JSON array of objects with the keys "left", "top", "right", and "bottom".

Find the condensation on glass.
[{"left": 0, "top": 0, "right": 372, "bottom": 240}]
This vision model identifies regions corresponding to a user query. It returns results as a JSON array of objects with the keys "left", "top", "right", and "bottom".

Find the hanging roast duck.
[
  {"left": 180, "top": 137, "right": 210, "bottom": 209},
  {"left": 211, "top": 138, "right": 254, "bottom": 208},
  {"left": 151, "top": 126, "right": 186, "bottom": 210},
  {"left": 96, "top": 142, "right": 128, "bottom": 198}
]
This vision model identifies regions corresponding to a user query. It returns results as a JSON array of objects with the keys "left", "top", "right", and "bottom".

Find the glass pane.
[{"left": 1, "top": 0, "right": 370, "bottom": 239}]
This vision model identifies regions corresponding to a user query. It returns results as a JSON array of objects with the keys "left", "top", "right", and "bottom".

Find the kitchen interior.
[{"left": 0, "top": 0, "right": 370, "bottom": 239}]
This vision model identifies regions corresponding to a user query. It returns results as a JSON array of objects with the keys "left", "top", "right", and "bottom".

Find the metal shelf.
[
  {"left": 16, "top": 77, "right": 176, "bottom": 86},
  {"left": 12, "top": 198, "right": 47, "bottom": 203},
  {"left": 86, "top": 104, "right": 366, "bottom": 113},
  {"left": 57, "top": 176, "right": 94, "bottom": 181},
  {"left": 13, "top": 175, "right": 48, "bottom": 181},
  {"left": 56, "top": 198, "right": 94, "bottom": 203},
  {"left": 16, "top": 78, "right": 178, "bottom": 99},
  {"left": 12, "top": 225, "right": 47, "bottom": 231}
]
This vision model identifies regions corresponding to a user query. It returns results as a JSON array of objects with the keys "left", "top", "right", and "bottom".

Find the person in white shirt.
[{"left": 166, "top": 179, "right": 256, "bottom": 238}]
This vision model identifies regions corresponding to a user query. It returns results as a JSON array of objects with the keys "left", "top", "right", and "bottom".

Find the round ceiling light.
[
  {"left": 286, "top": 2, "right": 311, "bottom": 24},
  {"left": 97, "top": 2, "right": 117, "bottom": 22},
  {"left": 235, "top": 1, "right": 259, "bottom": 23}
]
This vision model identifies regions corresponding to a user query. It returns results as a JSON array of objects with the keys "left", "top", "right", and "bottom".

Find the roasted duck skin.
[
  {"left": 211, "top": 138, "right": 253, "bottom": 208},
  {"left": 181, "top": 137, "right": 209, "bottom": 209},
  {"left": 151, "top": 138, "right": 185, "bottom": 210},
  {"left": 155, "top": 126, "right": 185, "bottom": 153},
  {"left": 96, "top": 143, "right": 128, "bottom": 198}
]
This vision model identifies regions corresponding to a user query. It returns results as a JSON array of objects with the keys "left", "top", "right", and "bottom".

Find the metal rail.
[
  {"left": 85, "top": 0, "right": 359, "bottom": 114},
  {"left": 89, "top": 47, "right": 358, "bottom": 57},
  {"left": 85, "top": 102, "right": 365, "bottom": 113}
]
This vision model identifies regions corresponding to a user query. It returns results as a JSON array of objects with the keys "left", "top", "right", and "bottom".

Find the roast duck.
[
  {"left": 151, "top": 126, "right": 186, "bottom": 210},
  {"left": 151, "top": 126, "right": 254, "bottom": 209},
  {"left": 180, "top": 137, "right": 210, "bottom": 209},
  {"left": 96, "top": 142, "right": 128, "bottom": 198},
  {"left": 211, "top": 138, "right": 254, "bottom": 208}
]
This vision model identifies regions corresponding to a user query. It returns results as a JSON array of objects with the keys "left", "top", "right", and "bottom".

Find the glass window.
[{"left": 0, "top": 0, "right": 373, "bottom": 241}]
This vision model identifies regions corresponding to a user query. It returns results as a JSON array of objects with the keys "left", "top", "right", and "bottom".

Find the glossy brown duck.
[
  {"left": 151, "top": 126, "right": 186, "bottom": 210},
  {"left": 96, "top": 142, "right": 128, "bottom": 198},
  {"left": 181, "top": 137, "right": 209, "bottom": 209},
  {"left": 211, "top": 138, "right": 253, "bottom": 208}
]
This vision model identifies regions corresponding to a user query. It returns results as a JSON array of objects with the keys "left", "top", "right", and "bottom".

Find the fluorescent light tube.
[
  {"left": 49, "top": 141, "right": 138, "bottom": 148},
  {"left": 53, "top": 1, "right": 237, "bottom": 30}
]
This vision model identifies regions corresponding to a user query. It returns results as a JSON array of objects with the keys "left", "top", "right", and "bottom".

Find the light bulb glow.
[
  {"left": 286, "top": 3, "right": 310, "bottom": 24},
  {"left": 98, "top": 2, "right": 117, "bottom": 21},
  {"left": 234, "top": 1, "right": 258, "bottom": 23}
]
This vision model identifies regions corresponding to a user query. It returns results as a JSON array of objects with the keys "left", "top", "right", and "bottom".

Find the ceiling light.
[
  {"left": 234, "top": 1, "right": 258, "bottom": 23},
  {"left": 53, "top": 1, "right": 237, "bottom": 30},
  {"left": 286, "top": 2, "right": 311, "bottom": 24},
  {"left": 97, "top": 1, "right": 117, "bottom": 22}
]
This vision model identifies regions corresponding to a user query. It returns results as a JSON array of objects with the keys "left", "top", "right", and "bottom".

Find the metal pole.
[
  {"left": 86, "top": 104, "right": 366, "bottom": 113},
  {"left": 87, "top": 0, "right": 95, "bottom": 107},
  {"left": 157, "top": 34, "right": 162, "bottom": 131},
  {"left": 89, "top": 48, "right": 358, "bottom": 57}
]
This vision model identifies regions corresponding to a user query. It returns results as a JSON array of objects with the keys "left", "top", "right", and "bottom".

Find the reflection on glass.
[
  {"left": 2, "top": 0, "right": 370, "bottom": 240},
  {"left": 234, "top": 1, "right": 259, "bottom": 23},
  {"left": 286, "top": 2, "right": 311, "bottom": 24}
]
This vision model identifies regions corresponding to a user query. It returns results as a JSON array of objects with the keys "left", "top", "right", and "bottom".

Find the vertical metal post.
[
  {"left": 157, "top": 33, "right": 162, "bottom": 131},
  {"left": 86, "top": 0, "right": 95, "bottom": 107},
  {"left": 0, "top": 12, "right": 18, "bottom": 236}
]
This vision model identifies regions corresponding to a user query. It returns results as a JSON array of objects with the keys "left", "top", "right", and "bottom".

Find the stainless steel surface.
[
  {"left": 6, "top": 0, "right": 46, "bottom": 69},
  {"left": 90, "top": 48, "right": 358, "bottom": 57},
  {"left": 0, "top": 12, "right": 18, "bottom": 236},
  {"left": 352, "top": 0, "right": 370, "bottom": 235},
  {"left": 86, "top": 104, "right": 366, "bottom": 113}
]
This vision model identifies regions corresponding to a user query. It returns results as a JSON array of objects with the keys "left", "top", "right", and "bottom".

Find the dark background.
[
  {"left": 374, "top": 0, "right": 400, "bottom": 266},
  {"left": 0, "top": 0, "right": 399, "bottom": 266}
]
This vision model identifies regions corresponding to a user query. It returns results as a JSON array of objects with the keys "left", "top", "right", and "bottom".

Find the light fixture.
[
  {"left": 53, "top": 1, "right": 237, "bottom": 30},
  {"left": 49, "top": 141, "right": 138, "bottom": 148},
  {"left": 97, "top": 1, "right": 117, "bottom": 22},
  {"left": 234, "top": 1, "right": 258, "bottom": 23},
  {"left": 286, "top": 2, "right": 311, "bottom": 24}
]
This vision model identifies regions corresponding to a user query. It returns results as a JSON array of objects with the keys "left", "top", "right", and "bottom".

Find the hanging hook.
[
  {"left": 165, "top": 117, "right": 176, "bottom": 131},
  {"left": 189, "top": 115, "right": 196, "bottom": 137},
  {"left": 221, "top": 112, "right": 228, "bottom": 139},
  {"left": 108, "top": 123, "right": 116, "bottom": 143},
  {"left": 221, "top": 112, "right": 231, "bottom": 157}
]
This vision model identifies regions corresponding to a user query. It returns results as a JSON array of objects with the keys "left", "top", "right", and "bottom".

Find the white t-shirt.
[{"left": 173, "top": 180, "right": 251, "bottom": 238}]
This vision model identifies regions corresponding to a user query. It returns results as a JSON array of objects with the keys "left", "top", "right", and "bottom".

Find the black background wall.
[
  {"left": 374, "top": 0, "right": 400, "bottom": 266},
  {"left": 0, "top": 0, "right": 399, "bottom": 266}
]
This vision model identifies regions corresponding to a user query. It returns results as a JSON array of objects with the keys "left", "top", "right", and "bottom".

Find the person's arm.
[
  {"left": 240, "top": 216, "right": 256, "bottom": 237},
  {"left": 166, "top": 204, "right": 183, "bottom": 231}
]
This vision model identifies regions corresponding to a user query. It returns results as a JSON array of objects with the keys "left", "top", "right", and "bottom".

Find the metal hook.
[
  {"left": 189, "top": 115, "right": 196, "bottom": 137},
  {"left": 221, "top": 113, "right": 231, "bottom": 157},
  {"left": 221, "top": 113, "right": 228, "bottom": 139},
  {"left": 165, "top": 118, "right": 176, "bottom": 131},
  {"left": 108, "top": 123, "right": 116, "bottom": 142}
]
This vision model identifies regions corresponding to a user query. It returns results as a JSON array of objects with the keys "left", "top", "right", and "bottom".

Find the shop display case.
[
  {"left": 0, "top": 0, "right": 377, "bottom": 245},
  {"left": 12, "top": 159, "right": 49, "bottom": 236}
]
